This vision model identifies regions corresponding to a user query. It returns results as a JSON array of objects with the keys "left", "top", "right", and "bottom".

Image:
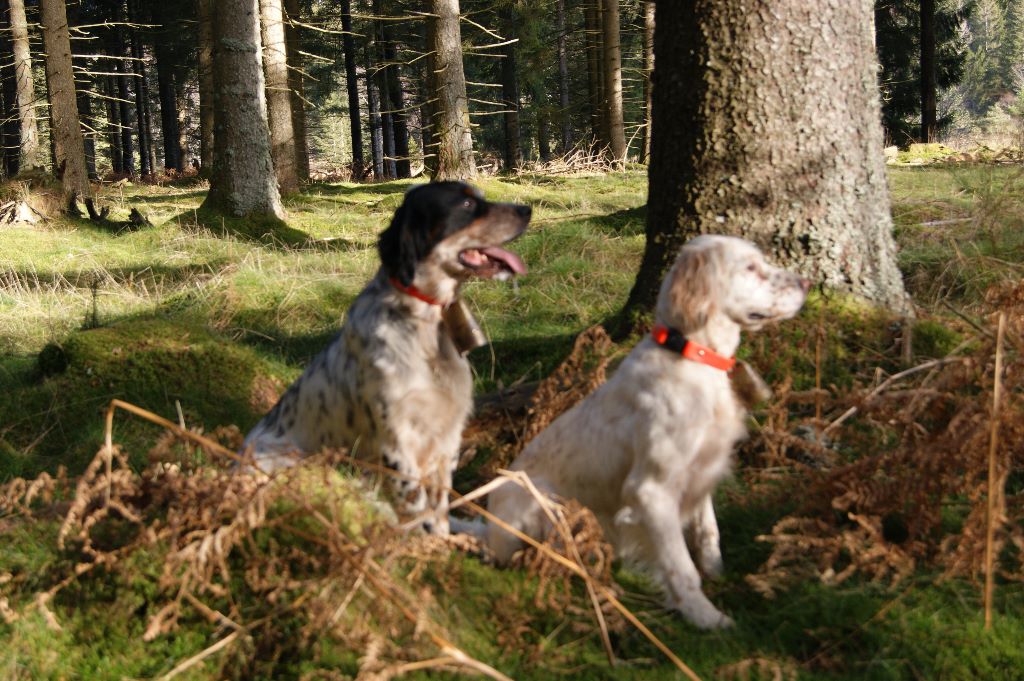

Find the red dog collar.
[
  {"left": 389, "top": 277, "right": 443, "bottom": 306},
  {"left": 652, "top": 323, "right": 736, "bottom": 372}
]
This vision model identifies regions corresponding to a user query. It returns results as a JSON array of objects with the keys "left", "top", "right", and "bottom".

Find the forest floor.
[{"left": 1, "top": 162, "right": 1023, "bottom": 680}]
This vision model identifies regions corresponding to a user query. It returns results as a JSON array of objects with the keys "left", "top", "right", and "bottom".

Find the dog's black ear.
[{"left": 378, "top": 202, "right": 429, "bottom": 286}]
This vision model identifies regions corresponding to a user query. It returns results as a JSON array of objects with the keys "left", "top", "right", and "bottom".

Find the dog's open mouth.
[{"left": 458, "top": 246, "right": 527, "bottom": 280}]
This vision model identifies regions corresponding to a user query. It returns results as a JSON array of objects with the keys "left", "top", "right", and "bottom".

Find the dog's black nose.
[{"left": 515, "top": 204, "right": 532, "bottom": 221}]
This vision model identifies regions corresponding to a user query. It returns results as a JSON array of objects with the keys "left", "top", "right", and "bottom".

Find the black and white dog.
[{"left": 243, "top": 182, "right": 531, "bottom": 534}]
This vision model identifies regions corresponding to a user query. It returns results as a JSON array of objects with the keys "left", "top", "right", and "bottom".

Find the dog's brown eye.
[
  {"left": 461, "top": 198, "right": 475, "bottom": 210},
  {"left": 746, "top": 263, "right": 757, "bottom": 272}
]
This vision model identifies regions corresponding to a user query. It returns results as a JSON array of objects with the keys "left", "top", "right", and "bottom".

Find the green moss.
[{"left": 0, "top": 318, "right": 291, "bottom": 477}]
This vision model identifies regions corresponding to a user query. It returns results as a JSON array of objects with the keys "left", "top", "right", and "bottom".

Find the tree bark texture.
[
  {"left": 40, "top": 0, "right": 91, "bottom": 202},
  {"left": 600, "top": 0, "right": 626, "bottom": 162},
  {"left": 340, "top": 0, "right": 364, "bottom": 174},
  {"left": 920, "top": 0, "right": 937, "bottom": 142},
  {"left": 622, "top": 0, "right": 910, "bottom": 322},
  {"left": 201, "top": 0, "right": 284, "bottom": 219},
  {"left": 500, "top": 6, "right": 522, "bottom": 172},
  {"left": 9, "top": 0, "right": 41, "bottom": 171},
  {"left": 640, "top": 0, "right": 654, "bottom": 164},
  {"left": 260, "top": 0, "right": 299, "bottom": 194},
  {"left": 556, "top": 0, "right": 571, "bottom": 154},
  {"left": 283, "top": 0, "right": 310, "bottom": 181},
  {"left": 198, "top": 0, "right": 215, "bottom": 174},
  {"left": 427, "top": 0, "right": 475, "bottom": 180}
]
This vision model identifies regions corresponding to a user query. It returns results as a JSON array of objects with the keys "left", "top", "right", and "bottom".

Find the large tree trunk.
[
  {"left": 39, "top": 0, "right": 91, "bottom": 206},
  {"left": 600, "top": 0, "right": 626, "bottom": 163},
  {"left": 283, "top": 0, "right": 309, "bottom": 182},
  {"left": 500, "top": 7, "right": 521, "bottom": 172},
  {"left": 427, "top": 0, "right": 475, "bottom": 180},
  {"left": 200, "top": 0, "right": 284, "bottom": 220},
  {"left": 198, "top": 0, "right": 214, "bottom": 174},
  {"left": 340, "top": 0, "right": 364, "bottom": 175},
  {"left": 920, "top": 0, "right": 937, "bottom": 142},
  {"left": 9, "top": 0, "right": 41, "bottom": 172},
  {"left": 556, "top": 0, "right": 571, "bottom": 154},
  {"left": 639, "top": 0, "right": 654, "bottom": 164},
  {"left": 621, "top": 0, "right": 910, "bottom": 325},
  {"left": 260, "top": 0, "right": 299, "bottom": 194}
]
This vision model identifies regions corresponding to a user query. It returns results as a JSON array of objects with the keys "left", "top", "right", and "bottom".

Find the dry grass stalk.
[{"left": 984, "top": 311, "right": 1007, "bottom": 629}]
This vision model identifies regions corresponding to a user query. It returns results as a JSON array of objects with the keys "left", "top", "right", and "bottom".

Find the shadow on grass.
[
  {"left": 126, "top": 189, "right": 208, "bottom": 204},
  {"left": 303, "top": 180, "right": 413, "bottom": 198},
  {"left": 168, "top": 207, "right": 312, "bottom": 248},
  {"left": 1, "top": 261, "right": 233, "bottom": 290},
  {"left": 591, "top": 205, "right": 647, "bottom": 236}
]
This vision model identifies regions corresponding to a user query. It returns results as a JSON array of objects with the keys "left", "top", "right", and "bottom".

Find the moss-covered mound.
[{"left": 0, "top": 318, "right": 290, "bottom": 478}]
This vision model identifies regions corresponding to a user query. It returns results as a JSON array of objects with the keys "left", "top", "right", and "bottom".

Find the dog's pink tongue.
[{"left": 482, "top": 246, "right": 527, "bottom": 275}]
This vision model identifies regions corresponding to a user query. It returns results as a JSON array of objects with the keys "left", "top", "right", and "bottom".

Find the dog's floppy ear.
[
  {"left": 378, "top": 202, "right": 430, "bottom": 286},
  {"left": 656, "top": 245, "right": 717, "bottom": 332}
]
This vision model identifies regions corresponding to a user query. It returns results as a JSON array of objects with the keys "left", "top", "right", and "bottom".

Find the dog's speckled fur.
[{"left": 244, "top": 182, "right": 530, "bottom": 534}]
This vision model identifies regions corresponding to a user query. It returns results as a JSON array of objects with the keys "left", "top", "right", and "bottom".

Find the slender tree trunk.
[
  {"left": 366, "top": 44, "right": 384, "bottom": 179},
  {"left": 427, "top": 0, "right": 475, "bottom": 180},
  {"left": 0, "top": 30, "right": 17, "bottom": 176},
  {"left": 201, "top": 0, "right": 284, "bottom": 219},
  {"left": 176, "top": 82, "right": 188, "bottom": 167},
  {"left": 500, "top": 6, "right": 521, "bottom": 172},
  {"left": 556, "top": 0, "right": 571, "bottom": 154},
  {"left": 76, "top": 82, "right": 97, "bottom": 179},
  {"left": 116, "top": 58, "right": 134, "bottom": 176},
  {"left": 39, "top": 0, "right": 91, "bottom": 206},
  {"left": 536, "top": 94, "right": 551, "bottom": 162},
  {"left": 920, "top": 0, "right": 937, "bottom": 142},
  {"left": 128, "top": 0, "right": 152, "bottom": 177},
  {"left": 198, "top": 0, "right": 214, "bottom": 174},
  {"left": 340, "top": 0, "right": 364, "bottom": 175},
  {"left": 600, "top": 0, "right": 626, "bottom": 163},
  {"left": 584, "top": 0, "right": 606, "bottom": 145},
  {"left": 621, "top": 0, "right": 910, "bottom": 325},
  {"left": 283, "top": 0, "right": 309, "bottom": 182},
  {"left": 155, "top": 46, "right": 181, "bottom": 171},
  {"left": 381, "top": 17, "right": 410, "bottom": 178},
  {"left": 9, "top": 0, "right": 41, "bottom": 171},
  {"left": 639, "top": 0, "right": 654, "bottom": 163},
  {"left": 105, "top": 75, "right": 123, "bottom": 174},
  {"left": 260, "top": 0, "right": 299, "bottom": 194}
]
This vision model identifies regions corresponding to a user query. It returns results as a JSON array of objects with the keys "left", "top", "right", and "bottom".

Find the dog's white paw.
[{"left": 674, "top": 599, "right": 734, "bottom": 630}]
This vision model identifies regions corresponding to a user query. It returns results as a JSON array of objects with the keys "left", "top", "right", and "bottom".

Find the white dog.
[{"left": 486, "top": 235, "right": 809, "bottom": 629}]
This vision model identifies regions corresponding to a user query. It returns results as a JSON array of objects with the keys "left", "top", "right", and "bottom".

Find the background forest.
[{"left": 1, "top": 0, "right": 1023, "bottom": 680}]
